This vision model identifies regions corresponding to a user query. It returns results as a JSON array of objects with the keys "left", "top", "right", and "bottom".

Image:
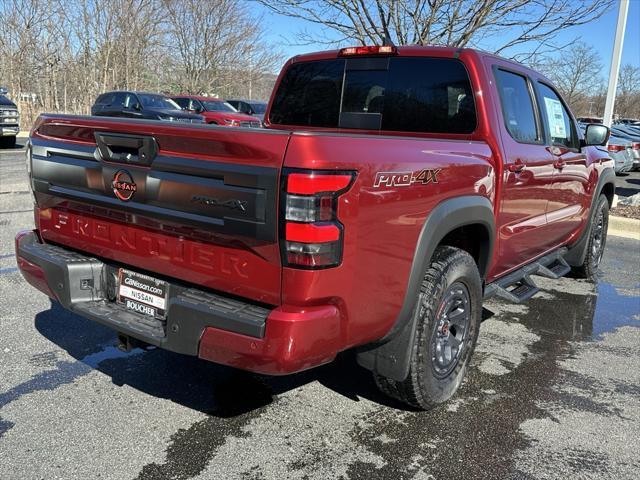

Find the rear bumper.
[{"left": 15, "top": 230, "right": 341, "bottom": 375}]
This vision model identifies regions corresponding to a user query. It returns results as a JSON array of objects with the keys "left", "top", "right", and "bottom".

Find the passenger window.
[
  {"left": 112, "top": 92, "right": 127, "bottom": 107},
  {"left": 124, "top": 93, "right": 138, "bottom": 108},
  {"left": 173, "top": 98, "right": 189, "bottom": 109},
  {"left": 495, "top": 69, "right": 539, "bottom": 143},
  {"left": 537, "top": 83, "right": 578, "bottom": 149}
]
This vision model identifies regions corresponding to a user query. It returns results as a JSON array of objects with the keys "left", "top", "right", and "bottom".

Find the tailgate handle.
[{"left": 95, "top": 132, "right": 158, "bottom": 166}]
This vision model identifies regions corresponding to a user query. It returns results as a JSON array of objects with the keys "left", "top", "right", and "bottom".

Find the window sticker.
[{"left": 544, "top": 97, "right": 567, "bottom": 138}]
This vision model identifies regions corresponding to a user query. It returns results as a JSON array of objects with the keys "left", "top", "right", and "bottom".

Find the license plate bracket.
[{"left": 117, "top": 268, "right": 169, "bottom": 319}]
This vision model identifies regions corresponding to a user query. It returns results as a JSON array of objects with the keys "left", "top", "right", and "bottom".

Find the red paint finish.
[
  {"left": 37, "top": 207, "right": 281, "bottom": 305},
  {"left": 15, "top": 231, "right": 56, "bottom": 299},
  {"left": 18, "top": 45, "right": 612, "bottom": 376},
  {"left": 198, "top": 304, "right": 342, "bottom": 375}
]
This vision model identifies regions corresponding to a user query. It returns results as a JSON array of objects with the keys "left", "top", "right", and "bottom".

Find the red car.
[
  {"left": 17, "top": 45, "right": 614, "bottom": 409},
  {"left": 171, "top": 95, "right": 261, "bottom": 127}
]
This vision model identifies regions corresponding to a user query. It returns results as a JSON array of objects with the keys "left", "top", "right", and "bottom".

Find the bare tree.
[
  {"left": 162, "top": 0, "right": 280, "bottom": 95},
  {"left": 0, "top": 0, "right": 280, "bottom": 125},
  {"left": 258, "top": 0, "right": 613, "bottom": 61},
  {"left": 531, "top": 41, "right": 603, "bottom": 113},
  {"left": 616, "top": 65, "right": 640, "bottom": 119}
]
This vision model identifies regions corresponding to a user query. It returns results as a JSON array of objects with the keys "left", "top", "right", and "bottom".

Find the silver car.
[{"left": 606, "top": 135, "right": 634, "bottom": 174}]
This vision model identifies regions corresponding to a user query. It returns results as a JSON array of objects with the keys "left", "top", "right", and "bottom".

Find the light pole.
[{"left": 603, "top": 0, "right": 630, "bottom": 127}]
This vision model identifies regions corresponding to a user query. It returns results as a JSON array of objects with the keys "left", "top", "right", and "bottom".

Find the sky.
[{"left": 257, "top": 1, "right": 640, "bottom": 74}]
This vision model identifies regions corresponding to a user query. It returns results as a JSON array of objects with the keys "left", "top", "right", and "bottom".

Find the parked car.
[
  {"left": 91, "top": 91, "right": 204, "bottom": 123},
  {"left": 611, "top": 125, "right": 640, "bottom": 170},
  {"left": 171, "top": 96, "right": 261, "bottom": 127},
  {"left": 0, "top": 87, "right": 19, "bottom": 148},
  {"left": 226, "top": 99, "right": 267, "bottom": 122},
  {"left": 577, "top": 116, "right": 603, "bottom": 124},
  {"left": 579, "top": 123, "right": 633, "bottom": 174},
  {"left": 18, "top": 45, "right": 615, "bottom": 410},
  {"left": 607, "top": 137, "right": 635, "bottom": 173}
]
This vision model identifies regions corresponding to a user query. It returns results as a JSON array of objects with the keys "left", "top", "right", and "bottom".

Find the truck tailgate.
[{"left": 30, "top": 115, "right": 289, "bottom": 305}]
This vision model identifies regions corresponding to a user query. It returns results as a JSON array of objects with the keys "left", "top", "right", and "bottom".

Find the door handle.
[
  {"left": 508, "top": 160, "right": 525, "bottom": 173},
  {"left": 554, "top": 160, "right": 566, "bottom": 170}
]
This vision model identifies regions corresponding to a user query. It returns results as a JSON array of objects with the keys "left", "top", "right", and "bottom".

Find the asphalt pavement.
[
  {"left": 1, "top": 142, "right": 639, "bottom": 479},
  {"left": 615, "top": 169, "right": 640, "bottom": 198}
]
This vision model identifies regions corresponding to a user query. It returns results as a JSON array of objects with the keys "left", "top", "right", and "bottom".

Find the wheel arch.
[
  {"left": 357, "top": 195, "right": 495, "bottom": 381},
  {"left": 565, "top": 167, "right": 616, "bottom": 267}
]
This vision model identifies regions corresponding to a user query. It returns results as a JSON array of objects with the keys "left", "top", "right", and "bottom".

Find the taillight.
[
  {"left": 338, "top": 45, "right": 397, "bottom": 56},
  {"left": 281, "top": 170, "right": 355, "bottom": 269},
  {"left": 607, "top": 144, "right": 625, "bottom": 152},
  {"left": 632, "top": 142, "right": 640, "bottom": 150}
]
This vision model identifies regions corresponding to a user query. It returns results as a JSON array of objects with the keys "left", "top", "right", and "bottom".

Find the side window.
[
  {"left": 124, "top": 93, "right": 138, "bottom": 108},
  {"left": 97, "top": 93, "right": 115, "bottom": 105},
  {"left": 111, "top": 92, "right": 127, "bottom": 108},
  {"left": 173, "top": 98, "right": 189, "bottom": 109},
  {"left": 537, "top": 83, "right": 578, "bottom": 149},
  {"left": 494, "top": 69, "right": 539, "bottom": 143}
]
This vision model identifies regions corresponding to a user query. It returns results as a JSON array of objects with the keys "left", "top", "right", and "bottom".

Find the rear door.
[
  {"left": 30, "top": 117, "right": 290, "bottom": 305},
  {"left": 492, "top": 66, "right": 557, "bottom": 274}
]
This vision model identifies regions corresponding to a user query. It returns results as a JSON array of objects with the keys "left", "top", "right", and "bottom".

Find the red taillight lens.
[
  {"left": 338, "top": 45, "right": 397, "bottom": 56},
  {"left": 632, "top": 142, "right": 640, "bottom": 150},
  {"left": 282, "top": 170, "right": 355, "bottom": 269},
  {"left": 608, "top": 144, "right": 625, "bottom": 152},
  {"left": 287, "top": 173, "right": 353, "bottom": 194}
]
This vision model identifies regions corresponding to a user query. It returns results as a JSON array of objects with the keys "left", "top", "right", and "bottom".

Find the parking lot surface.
[
  {"left": 1, "top": 143, "right": 639, "bottom": 479},
  {"left": 616, "top": 170, "right": 640, "bottom": 198}
]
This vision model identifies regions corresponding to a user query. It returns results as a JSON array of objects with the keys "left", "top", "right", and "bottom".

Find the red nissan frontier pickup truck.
[{"left": 16, "top": 45, "right": 615, "bottom": 409}]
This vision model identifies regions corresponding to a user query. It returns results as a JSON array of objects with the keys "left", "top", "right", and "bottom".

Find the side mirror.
[
  {"left": 583, "top": 124, "right": 610, "bottom": 146},
  {"left": 133, "top": 102, "right": 142, "bottom": 111},
  {"left": 194, "top": 106, "right": 203, "bottom": 114},
  {"left": 0, "top": 87, "right": 8, "bottom": 95}
]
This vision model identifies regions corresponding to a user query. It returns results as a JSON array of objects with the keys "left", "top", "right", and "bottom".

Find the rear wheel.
[
  {"left": 374, "top": 246, "right": 482, "bottom": 410},
  {"left": 573, "top": 194, "right": 609, "bottom": 278}
]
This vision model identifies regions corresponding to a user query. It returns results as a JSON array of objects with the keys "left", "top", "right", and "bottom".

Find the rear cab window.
[{"left": 269, "top": 56, "right": 476, "bottom": 134}]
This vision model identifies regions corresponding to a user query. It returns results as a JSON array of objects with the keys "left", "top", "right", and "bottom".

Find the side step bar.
[{"left": 484, "top": 248, "right": 571, "bottom": 303}]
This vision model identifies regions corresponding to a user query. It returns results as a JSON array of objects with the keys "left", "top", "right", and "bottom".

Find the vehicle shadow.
[{"left": 34, "top": 301, "right": 409, "bottom": 418}]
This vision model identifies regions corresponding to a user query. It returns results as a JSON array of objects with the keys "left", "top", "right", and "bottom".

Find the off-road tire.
[
  {"left": 374, "top": 246, "right": 482, "bottom": 410},
  {"left": 573, "top": 194, "right": 609, "bottom": 279}
]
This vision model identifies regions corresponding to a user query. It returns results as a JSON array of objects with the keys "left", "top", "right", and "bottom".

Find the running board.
[{"left": 484, "top": 248, "right": 570, "bottom": 303}]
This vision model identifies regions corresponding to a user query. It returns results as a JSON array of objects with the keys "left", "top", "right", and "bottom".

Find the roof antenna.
[{"left": 383, "top": 35, "right": 395, "bottom": 47}]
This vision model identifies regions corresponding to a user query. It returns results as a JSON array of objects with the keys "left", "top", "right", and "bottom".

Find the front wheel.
[
  {"left": 573, "top": 194, "right": 609, "bottom": 279},
  {"left": 374, "top": 246, "right": 482, "bottom": 410}
]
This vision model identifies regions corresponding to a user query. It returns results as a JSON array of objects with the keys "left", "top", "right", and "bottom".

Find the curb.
[{"left": 609, "top": 214, "right": 640, "bottom": 240}]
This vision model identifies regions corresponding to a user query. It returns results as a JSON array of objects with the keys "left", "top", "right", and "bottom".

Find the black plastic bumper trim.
[{"left": 17, "top": 232, "right": 269, "bottom": 355}]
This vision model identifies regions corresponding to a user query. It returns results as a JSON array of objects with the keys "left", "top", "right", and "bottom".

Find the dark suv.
[
  {"left": 91, "top": 91, "right": 204, "bottom": 123},
  {"left": 0, "top": 88, "right": 19, "bottom": 148},
  {"left": 226, "top": 99, "right": 267, "bottom": 122}
]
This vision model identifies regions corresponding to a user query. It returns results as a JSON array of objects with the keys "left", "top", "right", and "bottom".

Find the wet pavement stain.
[
  {"left": 344, "top": 277, "right": 639, "bottom": 480},
  {"left": 136, "top": 373, "right": 275, "bottom": 480},
  {"left": 0, "top": 417, "right": 14, "bottom": 439}
]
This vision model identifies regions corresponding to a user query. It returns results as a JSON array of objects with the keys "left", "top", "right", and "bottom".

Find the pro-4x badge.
[{"left": 373, "top": 169, "right": 441, "bottom": 188}]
